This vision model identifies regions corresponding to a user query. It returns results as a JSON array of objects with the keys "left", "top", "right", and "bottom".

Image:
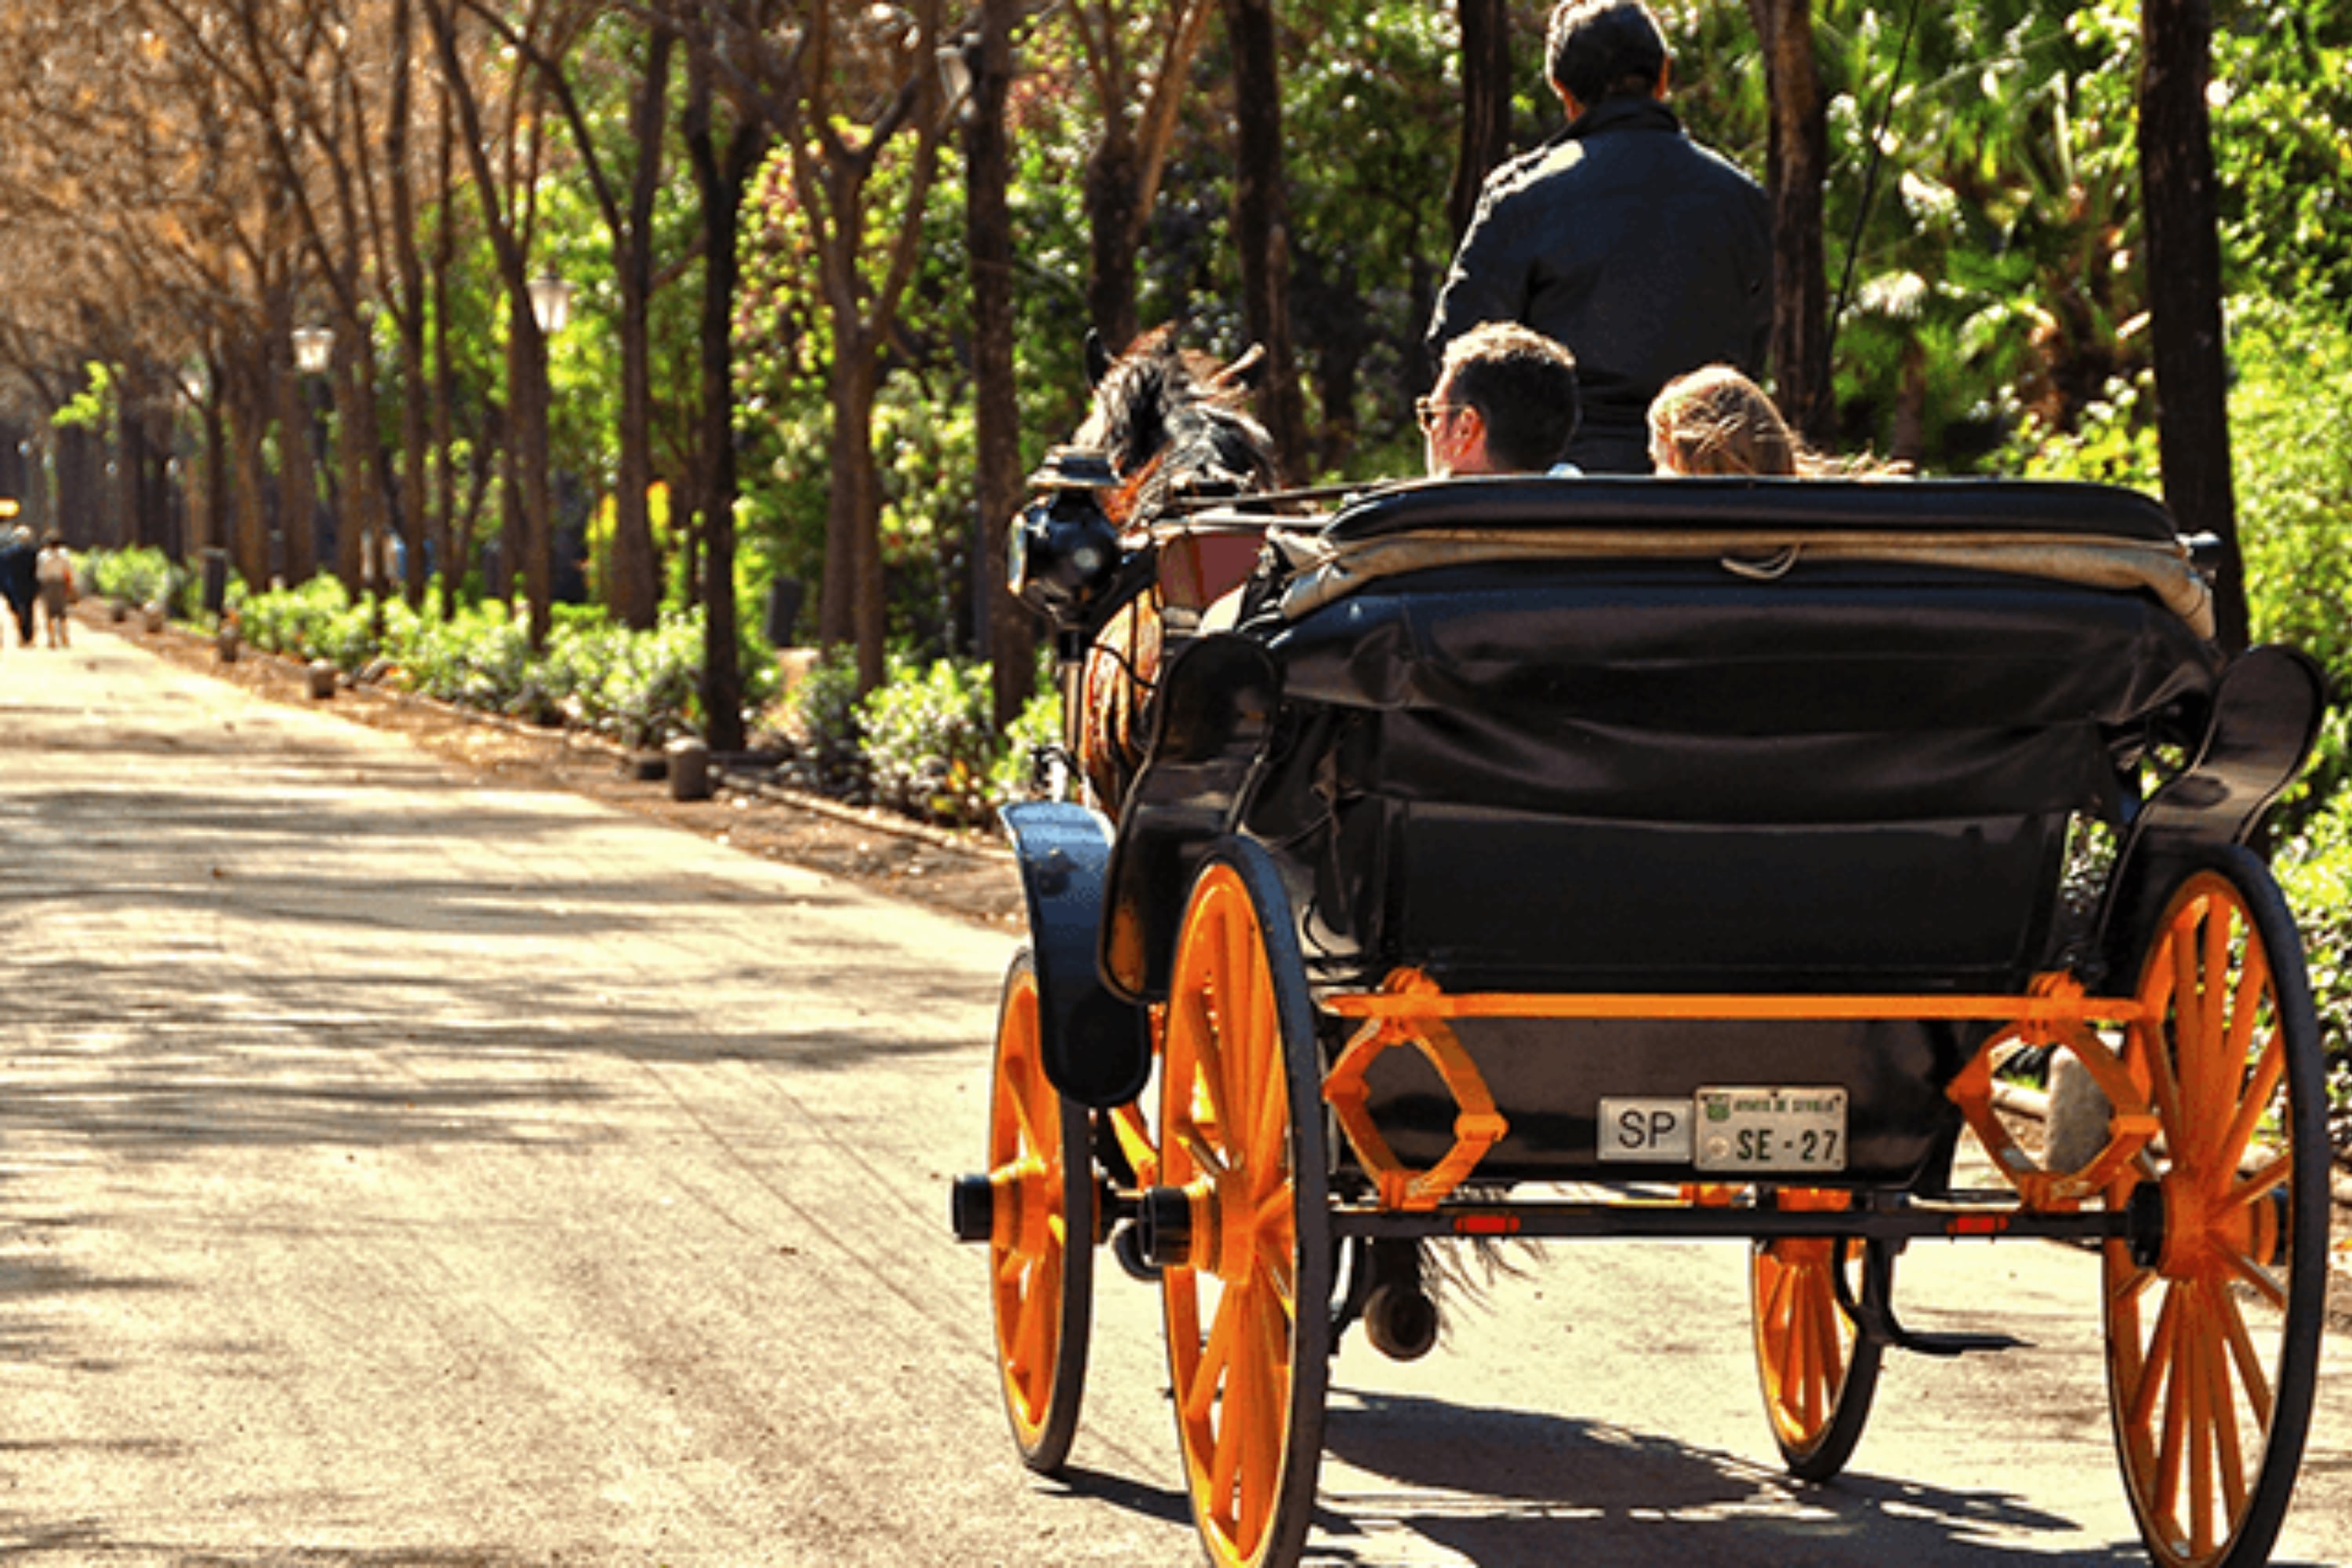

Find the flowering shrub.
[
  {"left": 858, "top": 655, "right": 1000, "bottom": 826},
  {"left": 82, "top": 546, "right": 174, "bottom": 608}
]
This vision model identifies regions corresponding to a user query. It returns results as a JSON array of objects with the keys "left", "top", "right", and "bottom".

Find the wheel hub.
[{"left": 2153, "top": 1167, "right": 2264, "bottom": 1282}]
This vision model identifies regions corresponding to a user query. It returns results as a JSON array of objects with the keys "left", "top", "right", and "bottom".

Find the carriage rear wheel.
[
  {"left": 985, "top": 949, "right": 1094, "bottom": 1472},
  {"left": 1750, "top": 1188, "right": 1884, "bottom": 1480},
  {"left": 1159, "top": 841, "right": 1333, "bottom": 1568},
  {"left": 2103, "top": 849, "right": 2327, "bottom": 1568}
]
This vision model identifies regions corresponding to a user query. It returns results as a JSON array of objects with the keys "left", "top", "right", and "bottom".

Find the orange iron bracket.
[
  {"left": 1946, "top": 972, "right": 2157, "bottom": 1210},
  {"left": 1323, "top": 969, "right": 1508, "bottom": 1211}
]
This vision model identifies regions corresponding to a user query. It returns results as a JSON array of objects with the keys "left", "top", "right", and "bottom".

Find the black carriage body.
[{"left": 1103, "top": 477, "right": 2239, "bottom": 1186}]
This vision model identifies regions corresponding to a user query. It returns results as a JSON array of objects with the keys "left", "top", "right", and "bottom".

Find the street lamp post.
[
  {"left": 290, "top": 325, "right": 339, "bottom": 590},
  {"left": 528, "top": 274, "right": 575, "bottom": 336},
  {"left": 291, "top": 325, "right": 333, "bottom": 376},
  {"left": 523, "top": 274, "right": 573, "bottom": 633}
]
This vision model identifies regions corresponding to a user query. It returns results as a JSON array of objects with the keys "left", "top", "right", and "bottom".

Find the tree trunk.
[
  {"left": 118, "top": 400, "right": 158, "bottom": 551},
  {"left": 201, "top": 383, "right": 229, "bottom": 569},
  {"left": 612, "top": 27, "right": 675, "bottom": 631},
  {"left": 1448, "top": 0, "right": 1513, "bottom": 246},
  {"left": 1748, "top": 0, "right": 1831, "bottom": 445},
  {"left": 2140, "top": 0, "right": 2245, "bottom": 652},
  {"left": 1084, "top": 131, "right": 1143, "bottom": 353},
  {"left": 388, "top": 0, "right": 431, "bottom": 609},
  {"left": 815, "top": 342, "right": 887, "bottom": 688},
  {"left": 1223, "top": 0, "right": 1308, "bottom": 483},
  {"left": 330, "top": 355, "right": 365, "bottom": 596},
  {"left": 968, "top": 0, "right": 1034, "bottom": 733},
  {"left": 507, "top": 314, "right": 554, "bottom": 647},
  {"left": 431, "top": 71, "right": 460, "bottom": 616},
  {"left": 229, "top": 370, "right": 272, "bottom": 591},
  {"left": 336, "top": 336, "right": 395, "bottom": 600},
  {"left": 684, "top": 57, "right": 759, "bottom": 753},
  {"left": 426, "top": 0, "right": 554, "bottom": 646}
]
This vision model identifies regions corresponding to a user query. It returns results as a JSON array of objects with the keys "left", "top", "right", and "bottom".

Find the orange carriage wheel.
[
  {"left": 984, "top": 950, "right": 1094, "bottom": 1472},
  {"left": 1159, "top": 843, "right": 1334, "bottom": 1568},
  {"left": 2104, "top": 850, "right": 2327, "bottom": 1568},
  {"left": 1750, "top": 1187, "right": 1884, "bottom": 1480}
]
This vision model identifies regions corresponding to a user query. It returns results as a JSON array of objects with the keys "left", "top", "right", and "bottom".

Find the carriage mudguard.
[
  {"left": 999, "top": 801, "right": 1152, "bottom": 1107},
  {"left": 2096, "top": 643, "right": 2327, "bottom": 976},
  {"left": 1098, "top": 635, "right": 1283, "bottom": 1004}
]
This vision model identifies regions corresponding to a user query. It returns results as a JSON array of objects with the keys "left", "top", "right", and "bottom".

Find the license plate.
[{"left": 1692, "top": 1087, "right": 1848, "bottom": 1174}]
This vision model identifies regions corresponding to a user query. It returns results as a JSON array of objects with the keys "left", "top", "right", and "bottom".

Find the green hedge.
[
  {"left": 80, "top": 545, "right": 173, "bottom": 607},
  {"left": 783, "top": 646, "right": 1061, "bottom": 828}
]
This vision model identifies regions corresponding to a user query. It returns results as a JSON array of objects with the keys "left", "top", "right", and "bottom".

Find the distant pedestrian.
[
  {"left": 0, "top": 526, "right": 37, "bottom": 648},
  {"left": 35, "top": 531, "right": 74, "bottom": 648}
]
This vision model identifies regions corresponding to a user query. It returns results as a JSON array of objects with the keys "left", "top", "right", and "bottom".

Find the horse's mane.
[{"left": 1076, "top": 326, "right": 1278, "bottom": 528}]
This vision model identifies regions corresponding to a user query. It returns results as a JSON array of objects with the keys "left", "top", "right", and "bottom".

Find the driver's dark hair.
[
  {"left": 1546, "top": 1, "right": 1668, "bottom": 108},
  {"left": 1441, "top": 322, "right": 1581, "bottom": 473}
]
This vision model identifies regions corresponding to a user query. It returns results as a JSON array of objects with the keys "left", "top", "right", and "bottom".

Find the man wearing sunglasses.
[{"left": 1420, "top": 322, "right": 1583, "bottom": 477}]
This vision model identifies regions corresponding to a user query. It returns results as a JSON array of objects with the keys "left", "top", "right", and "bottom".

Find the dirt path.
[{"left": 92, "top": 604, "right": 1027, "bottom": 932}]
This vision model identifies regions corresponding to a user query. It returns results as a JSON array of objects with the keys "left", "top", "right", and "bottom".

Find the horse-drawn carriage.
[{"left": 949, "top": 339, "right": 2330, "bottom": 1568}]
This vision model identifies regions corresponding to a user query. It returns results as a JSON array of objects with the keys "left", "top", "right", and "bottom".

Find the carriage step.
[{"left": 1883, "top": 1327, "right": 2028, "bottom": 1358}]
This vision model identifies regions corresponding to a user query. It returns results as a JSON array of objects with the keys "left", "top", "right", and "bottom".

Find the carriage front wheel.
[
  {"left": 2103, "top": 848, "right": 2328, "bottom": 1568},
  {"left": 1751, "top": 1188, "right": 1885, "bottom": 1480},
  {"left": 982, "top": 949, "right": 1094, "bottom": 1472},
  {"left": 1155, "top": 840, "right": 1334, "bottom": 1568}
]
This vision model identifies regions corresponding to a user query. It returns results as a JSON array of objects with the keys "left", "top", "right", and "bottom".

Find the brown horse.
[{"left": 1069, "top": 328, "right": 1279, "bottom": 811}]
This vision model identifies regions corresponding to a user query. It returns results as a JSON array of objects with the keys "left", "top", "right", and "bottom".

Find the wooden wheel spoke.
[
  {"left": 1180, "top": 996, "right": 1232, "bottom": 1148},
  {"left": 1237, "top": 1288, "right": 1287, "bottom": 1552},
  {"left": 996, "top": 1244, "right": 1029, "bottom": 1287},
  {"left": 1190, "top": 1287, "right": 1243, "bottom": 1425},
  {"left": 2215, "top": 1028, "right": 2286, "bottom": 1180},
  {"left": 2199, "top": 900, "right": 2234, "bottom": 1086},
  {"left": 1221, "top": 910, "right": 1264, "bottom": 1110},
  {"left": 2226, "top": 1152, "right": 2292, "bottom": 1212},
  {"left": 1803, "top": 1272, "right": 1842, "bottom": 1429},
  {"left": 2110, "top": 1255, "right": 2154, "bottom": 1306},
  {"left": 2220, "top": 939, "right": 2273, "bottom": 1080},
  {"left": 1809, "top": 1271, "right": 1847, "bottom": 1399},
  {"left": 1207, "top": 1343, "right": 1247, "bottom": 1532},
  {"left": 2140, "top": 924, "right": 2194, "bottom": 1139},
  {"left": 2154, "top": 1289, "right": 2192, "bottom": 1532},
  {"left": 1257, "top": 1190, "right": 1298, "bottom": 1299},
  {"left": 1204, "top": 900, "right": 1250, "bottom": 1115},
  {"left": 1176, "top": 1122, "right": 1229, "bottom": 1183},
  {"left": 2213, "top": 1283, "right": 2275, "bottom": 1430},
  {"left": 1783, "top": 1269, "right": 1813, "bottom": 1417},
  {"left": 2202, "top": 1298, "right": 2250, "bottom": 1526},
  {"left": 1007, "top": 1055, "right": 1051, "bottom": 1165},
  {"left": 2132, "top": 1286, "right": 2184, "bottom": 1434},
  {"left": 2222, "top": 1249, "right": 2288, "bottom": 1312},
  {"left": 1761, "top": 1259, "right": 1797, "bottom": 1377},
  {"left": 2187, "top": 1287, "right": 2217, "bottom": 1557},
  {"left": 1015, "top": 1252, "right": 1059, "bottom": 1384},
  {"left": 1249, "top": 1044, "right": 1288, "bottom": 1184}
]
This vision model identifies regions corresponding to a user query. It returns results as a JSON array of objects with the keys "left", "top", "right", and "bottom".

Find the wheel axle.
[
  {"left": 1138, "top": 1183, "right": 1194, "bottom": 1269},
  {"left": 949, "top": 1173, "right": 996, "bottom": 1243}
]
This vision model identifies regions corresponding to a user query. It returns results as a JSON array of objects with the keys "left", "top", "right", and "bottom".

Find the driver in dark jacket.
[{"left": 1427, "top": 0, "right": 1772, "bottom": 474}]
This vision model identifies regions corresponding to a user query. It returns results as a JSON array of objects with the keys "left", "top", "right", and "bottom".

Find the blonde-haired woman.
[{"left": 1646, "top": 363, "right": 1802, "bottom": 476}]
